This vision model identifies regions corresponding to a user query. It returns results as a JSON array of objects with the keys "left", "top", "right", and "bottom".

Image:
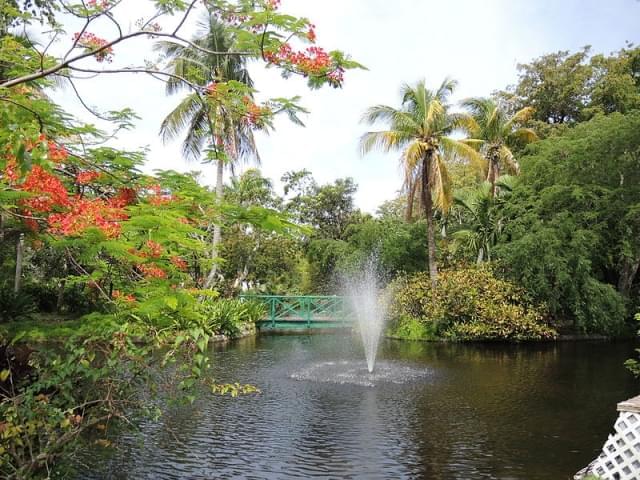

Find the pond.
[{"left": 75, "top": 335, "right": 638, "bottom": 479}]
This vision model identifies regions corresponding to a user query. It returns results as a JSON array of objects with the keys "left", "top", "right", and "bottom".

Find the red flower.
[
  {"left": 76, "top": 170, "right": 101, "bottom": 185},
  {"left": 112, "top": 290, "right": 135, "bottom": 303},
  {"left": 73, "top": 32, "right": 113, "bottom": 62},
  {"left": 3, "top": 157, "right": 19, "bottom": 183},
  {"left": 145, "top": 240, "right": 163, "bottom": 258},
  {"left": 47, "top": 141, "right": 68, "bottom": 163},
  {"left": 171, "top": 256, "right": 188, "bottom": 271},
  {"left": 109, "top": 187, "right": 137, "bottom": 208},
  {"left": 20, "top": 166, "right": 70, "bottom": 212},
  {"left": 48, "top": 197, "right": 127, "bottom": 238},
  {"left": 139, "top": 264, "right": 167, "bottom": 279},
  {"left": 306, "top": 25, "right": 316, "bottom": 43}
]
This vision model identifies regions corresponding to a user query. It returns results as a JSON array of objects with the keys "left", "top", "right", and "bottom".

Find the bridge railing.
[{"left": 239, "top": 295, "right": 353, "bottom": 328}]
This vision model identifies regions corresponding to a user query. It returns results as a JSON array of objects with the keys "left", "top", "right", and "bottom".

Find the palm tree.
[
  {"left": 460, "top": 97, "right": 537, "bottom": 197},
  {"left": 452, "top": 176, "right": 515, "bottom": 263},
  {"left": 157, "top": 14, "right": 259, "bottom": 288},
  {"left": 360, "top": 78, "right": 483, "bottom": 287}
]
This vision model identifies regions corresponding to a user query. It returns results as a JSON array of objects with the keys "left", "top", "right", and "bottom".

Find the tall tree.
[
  {"left": 158, "top": 13, "right": 259, "bottom": 288},
  {"left": 460, "top": 97, "right": 537, "bottom": 196},
  {"left": 498, "top": 47, "right": 593, "bottom": 126},
  {"left": 360, "top": 78, "right": 482, "bottom": 286}
]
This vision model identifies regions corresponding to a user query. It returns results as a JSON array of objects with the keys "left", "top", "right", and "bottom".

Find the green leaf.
[{"left": 165, "top": 296, "right": 178, "bottom": 310}]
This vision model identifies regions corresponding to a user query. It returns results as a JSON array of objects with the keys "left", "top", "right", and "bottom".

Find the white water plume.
[{"left": 345, "top": 254, "right": 387, "bottom": 373}]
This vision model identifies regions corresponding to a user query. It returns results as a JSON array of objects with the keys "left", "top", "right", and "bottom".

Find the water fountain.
[
  {"left": 291, "top": 254, "right": 429, "bottom": 387},
  {"left": 345, "top": 254, "right": 387, "bottom": 373}
]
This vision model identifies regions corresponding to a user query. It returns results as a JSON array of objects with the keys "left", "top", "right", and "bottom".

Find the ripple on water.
[{"left": 289, "top": 360, "right": 433, "bottom": 387}]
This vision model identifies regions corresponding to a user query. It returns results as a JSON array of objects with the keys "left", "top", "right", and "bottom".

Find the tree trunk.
[
  {"left": 405, "top": 177, "right": 416, "bottom": 222},
  {"left": 56, "top": 260, "right": 67, "bottom": 313},
  {"left": 487, "top": 157, "right": 498, "bottom": 198},
  {"left": 204, "top": 158, "right": 224, "bottom": 289},
  {"left": 618, "top": 256, "right": 640, "bottom": 296},
  {"left": 422, "top": 154, "right": 438, "bottom": 288},
  {"left": 14, "top": 233, "right": 24, "bottom": 293},
  {"left": 476, "top": 246, "right": 484, "bottom": 264}
]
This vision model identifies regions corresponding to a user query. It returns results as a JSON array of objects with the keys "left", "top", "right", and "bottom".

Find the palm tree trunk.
[
  {"left": 204, "top": 158, "right": 224, "bottom": 288},
  {"left": 405, "top": 177, "right": 416, "bottom": 222},
  {"left": 422, "top": 154, "right": 438, "bottom": 288},
  {"left": 487, "top": 156, "right": 499, "bottom": 197}
]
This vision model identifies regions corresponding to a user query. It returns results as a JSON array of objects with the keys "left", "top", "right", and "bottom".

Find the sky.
[{"left": 49, "top": 0, "right": 640, "bottom": 213}]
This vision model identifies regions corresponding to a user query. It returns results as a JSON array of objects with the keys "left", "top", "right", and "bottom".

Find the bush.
[
  {"left": 199, "top": 298, "right": 265, "bottom": 337},
  {"left": 388, "top": 264, "right": 557, "bottom": 341},
  {"left": 0, "top": 288, "right": 37, "bottom": 323},
  {"left": 388, "top": 314, "right": 437, "bottom": 341}
]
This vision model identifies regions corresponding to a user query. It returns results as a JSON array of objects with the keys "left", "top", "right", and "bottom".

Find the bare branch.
[
  {"left": 1, "top": 30, "right": 254, "bottom": 89},
  {"left": 172, "top": 0, "right": 198, "bottom": 35},
  {"left": 67, "top": 64, "right": 201, "bottom": 91}
]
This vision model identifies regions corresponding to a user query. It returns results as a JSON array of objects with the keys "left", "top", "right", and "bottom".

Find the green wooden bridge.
[{"left": 240, "top": 295, "right": 354, "bottom": 330}]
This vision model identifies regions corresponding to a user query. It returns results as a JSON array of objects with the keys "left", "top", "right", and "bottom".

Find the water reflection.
[{"left": 72, "top": 336, "right": 638, "bottom": 480}]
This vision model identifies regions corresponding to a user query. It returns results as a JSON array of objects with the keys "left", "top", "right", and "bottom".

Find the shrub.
[
  {"left": 388, "top": 264, "right": 557, "bottom": 341},
  {"left": 199, "top": 298, "right": 265, "bottom": 337},
  {"left": 388, "top": 314, "right": 437, "bottom": 341},
  {"left": 0, "top": 288, "right": 37, "bottom": 323}
]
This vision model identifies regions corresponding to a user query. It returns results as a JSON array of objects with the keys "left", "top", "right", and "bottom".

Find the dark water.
[{"left": 76, "top": 335, "right": 638, "bottom": 480}]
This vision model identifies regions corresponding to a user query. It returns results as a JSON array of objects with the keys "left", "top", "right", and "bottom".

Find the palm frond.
[
  {"left": 498, "top": 145, "right": 519, "bottom": 174},
  {"left": 440, "top": 136, "right": 487, "bottom": 173},
  {"left": 431, "top": 153, "right": 453, "bottom": 212},
  {"left": 504, "top": 106, "right": 535, "bottom": 129},
  {"left": 359, "top": 130, "right": 409, "bottom": 155},
  {"left": 159, "top": 93, "right": 205, "bottom": 145}
]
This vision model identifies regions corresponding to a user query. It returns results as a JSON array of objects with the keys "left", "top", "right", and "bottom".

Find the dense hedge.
[{"left": 388, "top": 265, "right": 557, "bottom": 341}]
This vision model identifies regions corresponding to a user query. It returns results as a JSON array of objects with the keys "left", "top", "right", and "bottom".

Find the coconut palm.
[
  {"left": 460, "top": 97, "right": 537, "bottom": 197},
  {"left": 360, "top": 78, "right": 484, "bottom": 286},
  {"left": 157, "top": 14, "right": 259, "bottom": 288}
]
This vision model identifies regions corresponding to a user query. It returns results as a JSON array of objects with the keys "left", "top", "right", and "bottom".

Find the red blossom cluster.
[
  {"left": 48, "top": 197, "right": 128, "bottom": 238},
  {"left": 144, "top": 240, "right": 163, "bottom": 258},
  {"left": 306, "top": 24, "right": 316, "bottom": 42},
  {"left": 87, "top": 0, "right": 110, "bottom": 9},
  {"left": 3, "top": 158, "right": 19, "bottom": 183},
  {"left": 112, "top": 290, "right": 135, "bottom": 303},
  {"left": 139, "top": 264, "right": 167, "bottom": 279},
  {"left": 266, "top": 0, "right": 281, "bottom": 9},
  {"left": 21, "top": 166, "right": 70, "bottom": 212},
  {"left": 73, "top": 32, "right": 113, "bottom": 62},
  {"left": 48, "top": 141, "right": 69, "bottom": 163},
  {"left": 76, "top": 170, "right": 101, "bottom": 185},
  {"left": 241, "top": 96, "right": 271, "bottom": 127},
  {"left": 170, "top": 256, "right": 188, "bottom": 271},
  {"left": 110, "top": 187, "right": 137, "bottom": 208},
  {"left": 264, "top": 44, "right": 340, "bottom": 79}
]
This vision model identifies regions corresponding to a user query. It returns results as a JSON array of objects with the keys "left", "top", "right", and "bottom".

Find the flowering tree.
[{"left": 0, "top": 1, "right": 360, "bottom": 476}]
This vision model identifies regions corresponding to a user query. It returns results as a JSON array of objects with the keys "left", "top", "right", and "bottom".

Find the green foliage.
[
  {"left": 0, "top": 287, "right": 37, "bottom": 322},
  {"left": 199, "top": 298, "right": 264, "bottom": 336},
  {"left": 282, "top": 170, "right": 359, "bottom": 240},
  {"left": 389, "top": 265, "right": 556, "bottom": 341},
  {"left": 494, "top": 111, "right": 640, "bottom": 334},
  {"left": 497, "top": 45, "right": 640, "bottom": 132},
  {"left": 387, "top": 315, "right": 437, "bottom": 341},
  {"left": 625, "top": 312, "right": 640, "bottom": 377}
]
